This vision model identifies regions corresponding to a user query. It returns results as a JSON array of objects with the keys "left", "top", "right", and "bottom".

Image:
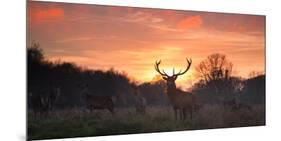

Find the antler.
[
  {"left": 154, "top": 60, "right": 169, "bottom": 77},
  {"left": 173, "top": 58, "right": 192, "bottom": 76}
]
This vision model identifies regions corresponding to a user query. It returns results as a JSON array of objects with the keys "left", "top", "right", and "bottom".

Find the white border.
[{"left": 1, "top": 0, "right": 281, "bottom": 141}]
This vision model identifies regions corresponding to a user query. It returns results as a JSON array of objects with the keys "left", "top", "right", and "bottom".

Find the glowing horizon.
[{"left": 27, "top": 1, "right": 265, "bottom": 89}]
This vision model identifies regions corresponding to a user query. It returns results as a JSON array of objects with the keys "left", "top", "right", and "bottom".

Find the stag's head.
[{"left": 154, "top": 58, "right": 192, "bottom": 89}]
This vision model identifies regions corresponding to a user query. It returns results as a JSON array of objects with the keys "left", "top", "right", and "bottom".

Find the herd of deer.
[{"left": 29, "top": 58, "right": 248, "bottom": 121}]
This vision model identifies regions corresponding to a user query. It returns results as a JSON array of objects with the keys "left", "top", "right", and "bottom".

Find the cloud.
[
  {"left": 53, "top": 37, "right": 94, "bottom": 43},
  {"left": 177, "top": 15, "right": 203, "bottom": 30},
  {"left": 28, "top": 7, "right": 64, "bottom": 24},
  {"left": 28, "top": 2, "right": 264, "bottom": 82},
  {"left": 151, "top": 18, "right": 164, "bottom": 23}
]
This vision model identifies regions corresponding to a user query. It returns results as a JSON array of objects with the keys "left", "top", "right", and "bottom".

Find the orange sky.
[{"left": 27, "top": 1, "right": 265, "bottom": 89}]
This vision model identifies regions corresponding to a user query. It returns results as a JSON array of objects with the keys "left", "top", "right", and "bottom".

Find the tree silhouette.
[
  {"left": 195, "top": 53, "right": 233, "bottom": 95},
  {"left": 28, "top": 42, "right": 44, "bottom": 63},
  {"left": 27, "top": 43, "right": 169, "bottom": 110},
  {"left": 241, "top": 75, "right": 265, "bottom": 104},
  {"left": 196, "top": 53, "right": 233, "bottom": 83}
]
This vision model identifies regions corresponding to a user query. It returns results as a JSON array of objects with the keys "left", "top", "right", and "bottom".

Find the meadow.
[
  {"left": 28, "top": 104, "right": 265, "bottom": 140},
  {"left": 27, "top": 46, "right": 265, "bottom": 140}
]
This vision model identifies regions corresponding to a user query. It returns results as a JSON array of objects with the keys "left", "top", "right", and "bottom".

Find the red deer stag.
[
  {"left": 155, "top": 58, "right": 195, "bottom": 120},
  {"left": 80, "top": 84, "right": 114, "bottom": 115}
]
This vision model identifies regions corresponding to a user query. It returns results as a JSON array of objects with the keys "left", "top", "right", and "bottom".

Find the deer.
[
  {"left": 28, "top": 86, "right": 60, "bottom": 116},
  {"left": 223, "top": 98, "right": 252, "bottom": 112},
  {"left": 80, "top": 84, "right": 114, "bottom": 115},
  {"left": 132, "top": 86, "right": 146, "bottom": 115},
  {"left": 154, "top": 58, "right": 195, "bottom": 120}
]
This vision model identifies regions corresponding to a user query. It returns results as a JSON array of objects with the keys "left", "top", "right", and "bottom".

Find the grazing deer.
[
  {"left": 155, "top": 58, "right": 195, "bottom": 120},
  {"left": 223, "top": 99, "right": 252, "bottom": 112},
  {"left": 80, "top": 85, "right": 114, "bottom": 115},
  {"left": 133, "top": 86, "right": 146, "bottom": 115}
]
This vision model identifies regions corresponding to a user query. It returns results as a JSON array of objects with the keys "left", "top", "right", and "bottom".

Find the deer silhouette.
[
  {"left": 133, "top": 86, "right": 146, "bottom": 115},
  {"left": 28, "top": 86, "right": 60, "bottom": 116},
  {"left": 154, "top": 58, "right": 195, "bottom": 120},
  {"left": 80, "top": 84, "right": 114, "bottom": 115}
]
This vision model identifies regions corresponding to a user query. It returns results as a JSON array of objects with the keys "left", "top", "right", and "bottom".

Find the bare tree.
[
  {"left": 195, "top": 53, "right": 233, "bottom": 95},
  {"left": 196, "top": 53, "right": 233, "bottom": 82}
]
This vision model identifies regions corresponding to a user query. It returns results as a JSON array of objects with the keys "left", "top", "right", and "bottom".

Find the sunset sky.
[{"left": 27, "top": 1, "right": 265, "bottom": 89}]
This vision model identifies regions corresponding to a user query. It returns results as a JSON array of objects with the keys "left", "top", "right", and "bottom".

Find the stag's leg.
[
  {"left": 181, "top": 109, "right": 185, "bottom": 121},
  {"left": 173, "top": 107, "right": 177, "bottom": 120},
  {"left": 183, "top": 108, "right": 186, "bottom": 121},
  {"left": 179, "top": 109, "right": 183, "bottom": 120},
  {"left": 88, "top": 105, "right": 93, "bottom": 113},
  {"left": 190, "top": 108, "right": 193, "bottom": 120},
  {"left": 108, "top": 100, "right": 114, "bottom": 115}
]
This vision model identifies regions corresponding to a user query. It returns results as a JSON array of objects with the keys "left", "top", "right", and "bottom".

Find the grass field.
[{"left": 28, "top": 104, "right": 265, "bottom": 140}]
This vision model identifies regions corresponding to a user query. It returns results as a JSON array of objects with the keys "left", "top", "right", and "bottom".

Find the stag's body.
[
  {"left": 155, "top": 58, "right": 195, "bottom": 120},
  {"left": 167, "top": 87, "right": 195, "bottom": 120}
]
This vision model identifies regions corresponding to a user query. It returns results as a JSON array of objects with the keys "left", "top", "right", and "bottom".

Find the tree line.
[{"left": 28, "top": 43, "right": 265, "bottom": 111}]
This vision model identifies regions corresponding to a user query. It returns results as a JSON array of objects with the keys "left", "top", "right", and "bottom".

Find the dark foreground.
[{"left": 28, "top": 105, "right": 265, "bottom": 140}]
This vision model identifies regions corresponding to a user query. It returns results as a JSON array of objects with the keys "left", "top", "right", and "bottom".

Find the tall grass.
[{"left": 28, "top": 104, "right": 265, "bottom": 140}]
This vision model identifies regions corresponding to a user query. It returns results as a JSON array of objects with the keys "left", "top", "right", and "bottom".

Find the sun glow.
[{"left": 29, "top": 1, "right": 265, "bottom": 89}]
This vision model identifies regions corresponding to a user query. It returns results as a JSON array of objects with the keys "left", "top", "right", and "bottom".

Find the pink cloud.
[
  {"left": 177, "top": 15, "right": 203, "bottom": 30},
  {"left": 28, "top": 4, "right": 64, "bottom": 24}
]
